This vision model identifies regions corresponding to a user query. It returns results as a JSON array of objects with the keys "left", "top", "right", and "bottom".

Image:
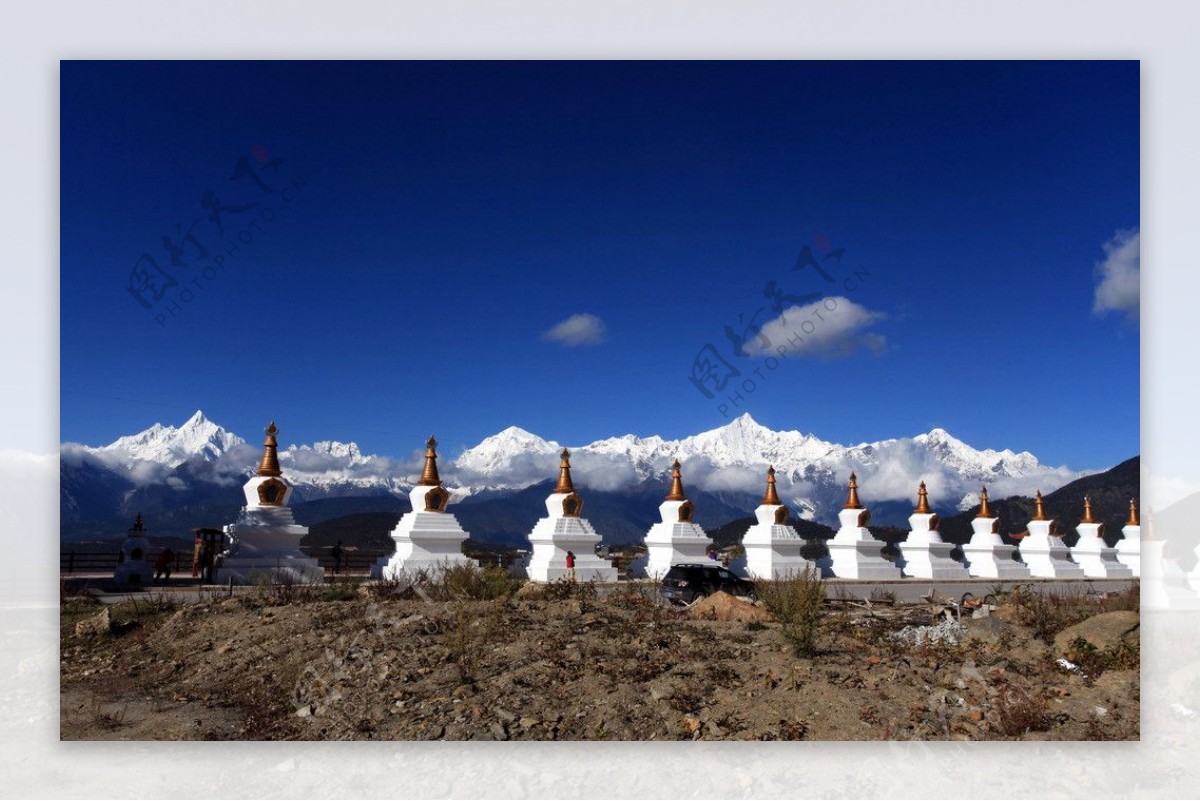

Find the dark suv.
[{"left": 660, "top": 563, "right": 757, "bottom": 605}]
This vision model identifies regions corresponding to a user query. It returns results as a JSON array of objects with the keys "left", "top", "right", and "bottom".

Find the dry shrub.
[
  {"left": 1067, "top": 635, "right": 1140, "bottom": 677},
  {"left": 446, "top": 598, "right": 504, "bottom": 683},
  {"left": 370, "top": 563, "right": 520, "bottom": 602},
  {"left": 530, "top": 576, "right": 599, "bottom": 603},
  {"left": 756, "top": 567, "right": 826, "bottom": 657},
  {"left": 439, "top": 563, "right": 520, "bottom": 601},
  {"left": 992, "top": 687, "right": 1051, "bottom": 736},
  {"left": 1004, "top": 585, "right": 1091, "bottom": 644}
]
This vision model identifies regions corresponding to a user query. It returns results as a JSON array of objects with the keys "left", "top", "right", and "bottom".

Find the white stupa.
[
  {"left": 960, "top": 486, "right": 1030, "bottom": 579},
  {"left": 1071, "top": 496, "right": 1133, "bottom": 579},
  {"left": 897, "top": 482, "right": 969, "bottom": 579},
  {"left": 742, "top": 466, "right": 814, "bottom": 580},
  {"left": 1016, "top": 491, "right": 1084, "bottom": 579},
  {"left": 113, "top": 513, "right": 155, "bottom": 587},
  {"left": 526, "top": 449, "right": 617, "bottom": 583},
  {"left": 1114, "top": 498, "right": 1141, "bottom": 577},
  {"left": 214, "top": 422, "right": 324, "bottom": 585},
  {"left": 376, "top": 436, "right": 474, "bottom": 580},
  {"left": 642, "top": 460, "right": 717, "bottom": 580},
  {"left": 821, "top": 473, "right": 901, "bottom": 580},
  {"left": 1141, "top": 509, "right": 1196, "bottom": 609},
  {"left": 1187, "top": 523, "right": 1200, "bottom": 595}
]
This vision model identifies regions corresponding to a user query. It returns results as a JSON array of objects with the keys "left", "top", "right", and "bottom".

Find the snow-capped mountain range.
[
  {"left": 97, "top": 410, "right": 245, "bottom": 468},
  {"left": 61, "top": 410, "right": 1090, "bottom": 536}
]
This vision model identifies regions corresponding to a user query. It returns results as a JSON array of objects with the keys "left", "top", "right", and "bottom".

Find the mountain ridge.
[{"left": 61, "top": 410, "right": 1108, "bottom": 543}]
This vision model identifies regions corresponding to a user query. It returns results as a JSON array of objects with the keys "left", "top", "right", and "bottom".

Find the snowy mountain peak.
[
  {"left": 98, "top": 410, "right": 245, "bottom": 468},
  {"left": 726, "top": 412, "right": 766, "bottom": 430},
  {"left": 454, "top": 425, "right": 559, "bottom": 476},
  {"left": 182, "top": 409, "right": 210, "bottom": 428},
  {"left": 494, "top": 425, "right": 548, "bottom": 441},
  {"left": 285, "top": 441, "right": 366, "bottom": 462}
]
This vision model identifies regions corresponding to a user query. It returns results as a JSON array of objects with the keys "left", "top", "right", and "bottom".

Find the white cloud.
[
  {"left": 1093, "top": 228, "right": 1140, "bottom": 321},
  {"left": 744, "top": 297, "right": 885, "bottom": 358},
  {"left": 542, "top": 313, "right": 607, "bottom": 346}
]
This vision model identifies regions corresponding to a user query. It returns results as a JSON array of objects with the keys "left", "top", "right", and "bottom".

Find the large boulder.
[
  {"left": 73, "top": 607, "right": 111, "bottom": 637},
  {"left": 1053, "top": 611, "right": 1139, "bottom": 656},
  {"left": 691, "top": 591, "right": 774, "bottom": 623}
]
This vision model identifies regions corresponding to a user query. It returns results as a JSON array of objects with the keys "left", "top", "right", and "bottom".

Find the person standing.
[
  {"left": 331, "top": 540, "right": 344, "bottom": 576},
  {"left": 199, "top": 541, "right": 215, "bottom": 584},
  {"left": 153, "top": 549, "right": 170, "bottom": 584},
  {"left": 162, "top": 547, "right": 174, "bottom": 584},
  {"left": 565, "top": 550, "right": 576, "bottom": 581}
]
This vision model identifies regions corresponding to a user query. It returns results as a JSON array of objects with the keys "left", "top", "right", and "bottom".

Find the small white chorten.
[
  {"left": 822, "top": 473, "right": 901, "bottom": 580},
  {"left": 215, "top": 422, "right": 324, "bottom": 585},
  {"left": 961, "top": 486, "right": 1030, "bottom": 579},
  {"left": 897, "top": 482, "right": 969, "bottom": 579},
  {"left": 1071, "top": 496, "right": 1133, "bottom": 579},
  {"left": 1114, "top": 498, "right": 1141, "bottom": 577},
  {"left": 643, "top": 460, "right": 717, "bottom": 580},
  {"left": 1017, "top": 491, "right": 1084, "bottom": 579},
  {"left": 113, "top": 513, "right": 155, "bottom": 587},
  {"left": 742, "top": 466, "right": 814, "bottom": 580},
  {"left": 1141, "top": 510, "right": 1196, "bottom": 609},
  {"left": 376, "top": 436, "right": 474, "bottom": 580},
  {"left": 526, "top": 449, "right": 617, "bottom": 583}
]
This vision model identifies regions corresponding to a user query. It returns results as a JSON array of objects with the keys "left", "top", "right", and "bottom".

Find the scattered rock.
[
  {"left": 888, "top": 620, "right": 967, "bottom": 647},
  {"left": 690, "top": 592, "right": 774, "bottom": 623},
  {"left": 489, "top": 722, "right": 509, "bottom": 741},
  {"left": 1053, "top": 611, "right": 1139, "bottom": 656},
  {"left": 73, "top": 608, "right": 112, "bottom": 638},
  {"left": 964, "top": 615, "right": 1019, "bottom": 645},
  {"left": 515, "top": 583, "right": 543, "bottom": 599},
  {"left": 649, "top": 682, "right": 675, "bottom": 702}
]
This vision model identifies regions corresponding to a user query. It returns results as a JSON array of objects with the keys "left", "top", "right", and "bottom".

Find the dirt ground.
[{"left": 59, "top": 579, "right": 1139, "bottom": 741}]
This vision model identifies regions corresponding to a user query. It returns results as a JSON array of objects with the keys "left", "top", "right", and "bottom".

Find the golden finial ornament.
[
  {"left": 418, "top": 435, "right": 442, "bottom": 486},
  {"left": 553, "top": 448, "right": 576, "bottom": 494},
  {"left": 257, "top": 421, "right": 282, "bottom": 477},
  {"left": 915, "top": 481, "right": 932, "bottom": 514},
  {"left": 1127, "top": 498, "right": 1139, "bottom": 527},
  {"left": 1081, "top": 495, "right": 1096, "bottom": 524},
  {"left": 666, "top": 459, "right": 687, "bottom": 501},
  {"left": 131, "top": 512, "right": 144, "bottom": 532},
  {"left": 844, "top": 471, "right": 863, "bottom": 510},
  {"left": 1032, "top": 490, "right": 1047, "bottom": 521},
  {"left": 762, "top": 465, "right": 781, "bottom": 506},
  {"left": 977, "top": 486, "right": 993, "bottom": 518}
]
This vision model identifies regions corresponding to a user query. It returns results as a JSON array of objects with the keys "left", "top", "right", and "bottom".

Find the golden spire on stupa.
[
  {"left": 844, "top": 472, "right": 863, "bottom": 510},
  {"left": 1081, "top": 495, "right": 1096, "bottom": 524},
  {"left": 762, "top": 465, "right": 781, "bottom": 505},
  {"left": 1032, "top": 490, "right": 1048, "bottom": 521},
  {"left": 553, "top": 448, "right": 576, "bottom": 494},
  {"left": 915, "top": 481, "right": 932, "bottom": 514},
  {"left": 1127, "top": 498, "right": 1140, "bottom": 527},
  {"left": 257, "top": 421, "right": 282, "bottom": 477},
  {"left": 977, "top": 486, "right": 993, "bottom": 518},
  {"left": 666, "top": 459, "right": 687, "bottom": 501},
  {"left": 418, "top": 435, "right": 442, "bottom": 486}
]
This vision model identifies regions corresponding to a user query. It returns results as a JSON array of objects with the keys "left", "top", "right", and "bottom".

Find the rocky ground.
[{"left": 59, "top": 577, "right": 1140, "bottom": 741}]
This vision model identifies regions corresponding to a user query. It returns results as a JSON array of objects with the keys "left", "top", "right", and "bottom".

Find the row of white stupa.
[{"left": 207, "top": 424, "right": 1142, "bottom": 585}]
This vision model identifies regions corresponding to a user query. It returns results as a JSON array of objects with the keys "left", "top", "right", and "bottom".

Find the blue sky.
[{"left": 60, "top": 60, "right": 1139, "bottom": 469}]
